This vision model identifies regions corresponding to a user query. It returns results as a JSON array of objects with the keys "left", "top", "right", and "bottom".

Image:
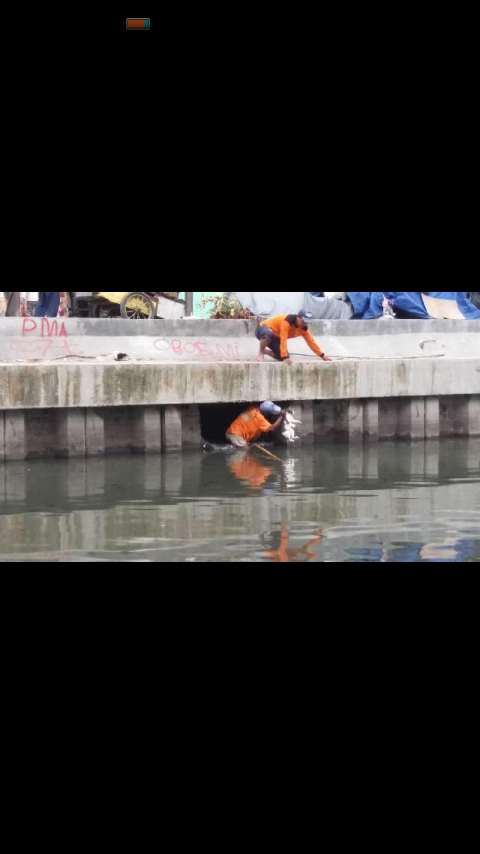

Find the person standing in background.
[
  {"left": 21, "top": 292, "right": 39, "bottom": 316},
  {"left": 59, "top": 293, "right": 69, "bottom": 316},
  {"left": 34, "top": 292, "right": 61, "bottom": 318}
]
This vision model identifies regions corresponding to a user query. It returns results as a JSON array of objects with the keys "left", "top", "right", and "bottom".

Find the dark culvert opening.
[{"left": 199, "top": 404, "right": 277, "bottom": 444}]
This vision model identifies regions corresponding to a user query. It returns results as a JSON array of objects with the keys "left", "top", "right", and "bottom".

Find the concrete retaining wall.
[
  {"left": 0, "top": 358, "right": 478, "bottom": 460},
  {"left": 0, "top": 317, "right": 478, "bottom": 362},
  {"left": 0, "top": 395, "right": 479, "bottom": 460},
  {"left": 1, "top": 358, "right": 479, "bottom": 410},
  {"left": 0, "top": 318, "right": 478, "bottom": 460}
]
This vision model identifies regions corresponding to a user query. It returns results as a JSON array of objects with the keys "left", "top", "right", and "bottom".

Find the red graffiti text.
[
  {"left": 154, "top": 339, "right": 241, "bottom": 360},
  {"left": 22, "top": 318, "right": 68, "bottom": 338}
]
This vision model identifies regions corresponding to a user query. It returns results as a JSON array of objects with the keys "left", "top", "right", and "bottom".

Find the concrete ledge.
[
  {"left": 1, "top": 359, "right": 479, "bottom": 410},
  {"left": 0, "top": 317, "right": 478, "bottom": 364},
  {"left": 0, "top": 317, "right": 478, "bottom": 337}
]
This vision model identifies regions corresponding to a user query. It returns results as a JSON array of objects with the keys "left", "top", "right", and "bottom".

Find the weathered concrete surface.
[
  {"left": 0, "top": 317, "right": 478, "bottom": 362},
  {"left": 1, "top": 318, "right": 478, "bottom": 459},
  {"left": 1, "top": 359, "right": 479, "bottom": 410},
  {"left": 1, "top": 392, "right": 479, "bottom": 460},
  {"left": 4, "top": 395, "right": 480, "bottom": 460}
]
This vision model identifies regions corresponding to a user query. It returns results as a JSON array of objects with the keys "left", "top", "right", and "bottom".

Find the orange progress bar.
[{"left": 126, "top": 19, "right": 150, "bottom": 29}]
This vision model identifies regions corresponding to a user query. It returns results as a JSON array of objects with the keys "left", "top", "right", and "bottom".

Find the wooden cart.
[{"left": 68, "top": 292, "right": 185, "bottom": 319}]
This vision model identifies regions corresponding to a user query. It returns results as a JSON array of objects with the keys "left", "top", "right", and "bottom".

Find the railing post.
[{"left": 185, "top": 292, "right": 194, "bottom": 316}]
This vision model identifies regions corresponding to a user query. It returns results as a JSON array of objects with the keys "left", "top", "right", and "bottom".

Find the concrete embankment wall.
[
  {"left": 0, "top": 318, "right": 479, "bottom": 459},
  {"left": 0, "top": 316, "right": 478, "bottom": 362}
]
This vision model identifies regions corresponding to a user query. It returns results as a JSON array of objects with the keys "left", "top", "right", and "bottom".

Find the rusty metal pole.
[
  {"left": 6, "top": 292, "right": 20, "bottom": 316},
  {"left": 185, "top": 292, "right": 194, "bottom": 316}
]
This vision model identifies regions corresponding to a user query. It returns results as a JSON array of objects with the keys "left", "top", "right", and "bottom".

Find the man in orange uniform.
[
  {"left": 256, "top": 309, "right": 332, "bottom": 364},
  {"left": 226, "top": 401, "right": 288, "bottom": 448}
]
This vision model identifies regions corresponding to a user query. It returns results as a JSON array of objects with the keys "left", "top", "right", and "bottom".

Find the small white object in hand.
[{"left": 282, "top": 411, "right": 302, "bottom": 443}]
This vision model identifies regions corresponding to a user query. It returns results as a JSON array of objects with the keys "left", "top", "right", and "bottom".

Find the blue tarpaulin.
[{"left": 347, "top": 292, "right": 480, "bottom": 320}]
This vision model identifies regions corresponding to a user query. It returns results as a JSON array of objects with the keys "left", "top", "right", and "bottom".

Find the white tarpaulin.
[
  {"left": 234, "top": 292, "right": 353, "bottom": 319},
  {"left": 304, "top": 293, "right": 353, "bottom": 319},
  {"left": 234, "top": 292, "right": 305, "bottom": 316}
]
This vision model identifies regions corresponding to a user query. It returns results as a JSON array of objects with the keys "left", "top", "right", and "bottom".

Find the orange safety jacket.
[
  {"left": 227, "top": 407, "right": 272, "bottom": 444},
  {"left": 260, "top": 314, "right": 324, "bottom": 360}
]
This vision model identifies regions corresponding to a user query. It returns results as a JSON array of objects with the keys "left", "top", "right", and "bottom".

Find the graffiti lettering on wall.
[
  {"left": 22, "top": 318, "right": 69, "bottom": 338},
  {"left": 10, "top": 317, "right": 73, "bottom": 359},
  {"left": 154, "top": 339, "right": 242, "bottom": 360}
]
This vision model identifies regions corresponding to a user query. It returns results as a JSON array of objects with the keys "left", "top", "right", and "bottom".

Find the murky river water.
[{"left": 0, "top": 439, "right": 478, "bottom": 562}]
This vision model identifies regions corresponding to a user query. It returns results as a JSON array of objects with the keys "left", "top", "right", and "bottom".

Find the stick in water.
[{"left": 251, "top": 444, "right": 282, "bottom": 463}]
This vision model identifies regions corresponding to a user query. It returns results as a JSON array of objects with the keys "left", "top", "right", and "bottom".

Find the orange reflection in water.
[
  {"left": 228, "top": 453, "right": 322, "bottom": 561},
  {"left": 229, "top": 455, "right": 273, "bottom": 490},
  {"left": 263, "top": 525, "right": 323, "bottom": 563}
]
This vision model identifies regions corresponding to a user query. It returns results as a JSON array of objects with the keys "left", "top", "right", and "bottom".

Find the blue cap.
[
  {"left": 260, "top": 401, "right": 282, "bottom": 418},
  {"left": 298, "top": 309, "right": 314, "bottom": 324}
]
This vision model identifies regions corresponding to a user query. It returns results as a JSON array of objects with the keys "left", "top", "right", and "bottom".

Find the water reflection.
[
  {"left": 0, "top": 439, "right": 478, "bottom": 562},
  {"left": 261, "top": 525, "right": 323, "bottom": 563},
  {"left": 229, "top": 453, "right": 273, "bottom": 490}
]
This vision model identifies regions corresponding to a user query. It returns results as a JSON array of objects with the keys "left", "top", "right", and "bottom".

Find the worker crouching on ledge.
[
  {"left": 226, "top": 401, "right": 288, "bottom": 448},
  {"left": 256, "top": 309, "right": 332, "bottom": 364}
]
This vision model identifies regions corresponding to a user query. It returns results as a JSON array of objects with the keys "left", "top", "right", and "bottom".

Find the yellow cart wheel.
[{"left": 120, "top": 293, "right": 155, "bottom": 319}]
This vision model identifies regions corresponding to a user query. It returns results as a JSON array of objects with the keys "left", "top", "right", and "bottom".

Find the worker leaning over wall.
[{"left": 256, "top": 309, "right": 332, "bottom": 364}]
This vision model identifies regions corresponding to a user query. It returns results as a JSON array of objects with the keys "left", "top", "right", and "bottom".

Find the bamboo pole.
[{"left": 251, "top": 444, "right": 282, "bottom": 463}]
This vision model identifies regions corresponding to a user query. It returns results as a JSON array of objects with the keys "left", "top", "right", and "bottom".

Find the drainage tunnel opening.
[{"left": 199, "top": 404, "right": 276, "bottom": 444}]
